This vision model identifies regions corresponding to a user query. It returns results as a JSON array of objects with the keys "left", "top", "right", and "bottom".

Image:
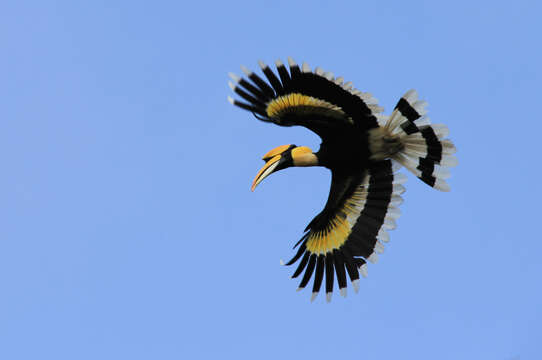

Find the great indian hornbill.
[{"left": 228, "top": 57, "right": 457, "bottom": 302}]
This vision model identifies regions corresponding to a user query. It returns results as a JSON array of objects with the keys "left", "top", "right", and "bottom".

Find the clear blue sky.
[{"left": 1, "top": 1, "right": 541, "bottom": 359}]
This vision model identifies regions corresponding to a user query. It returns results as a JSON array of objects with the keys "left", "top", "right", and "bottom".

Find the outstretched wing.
[
  {"left": 283, "top": 160, "right": 406, "bottom": 302},
  {"left": 228, "top": 57, "right": 384, "bottom": 140}
]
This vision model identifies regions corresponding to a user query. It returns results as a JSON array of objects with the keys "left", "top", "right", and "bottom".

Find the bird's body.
[{"left": 228, "top": 58, "right": 457, "bottom": 302}]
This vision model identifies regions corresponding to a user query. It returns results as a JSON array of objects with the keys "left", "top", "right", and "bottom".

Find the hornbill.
[{"left": 228, "top": 57, "right": 457, "bottom": 302}]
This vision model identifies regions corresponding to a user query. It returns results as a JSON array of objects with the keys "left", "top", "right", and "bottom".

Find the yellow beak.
[{"left": 251, "top": 154, "right": 282, "bottom": 191}]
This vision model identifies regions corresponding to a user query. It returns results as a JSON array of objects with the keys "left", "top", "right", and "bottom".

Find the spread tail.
[{"left": 376, "top": 90, "right": 457, "bottom": 191}]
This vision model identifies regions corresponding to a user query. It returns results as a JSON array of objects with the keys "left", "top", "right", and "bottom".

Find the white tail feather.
[{"left": 381, "top": 90, "right": 457, "bottom": 191}]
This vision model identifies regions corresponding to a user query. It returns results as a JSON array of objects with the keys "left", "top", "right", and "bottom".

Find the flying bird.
[{"left": 227, "top": 58, "right": 457, "bottom": 302}]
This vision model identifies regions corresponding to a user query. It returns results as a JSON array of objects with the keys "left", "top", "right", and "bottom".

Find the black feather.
[
  {"left": 298, "top": 254, "right": 317, "bottom": 289},
  {"left": 292, "top": 252, "right": 310, "bottom": 278},
  {"left": 312, "top": 255, "right": 325, "bottom": 295},
  {"left": 325, "top": 254, "right": 335, "bottom": 295}
]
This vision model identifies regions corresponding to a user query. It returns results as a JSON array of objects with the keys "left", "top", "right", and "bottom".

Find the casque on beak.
[
  {"left": 251, "top": 155, "right": 282, "bottom": 191},
  {"left": 251, "top": 145, "right": 294, "bottom": 192},
  {"left": 251, "top": 144, "right": 318, "bottom": 191}
]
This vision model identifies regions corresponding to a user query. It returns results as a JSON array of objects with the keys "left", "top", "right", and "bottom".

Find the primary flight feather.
[{"left": 228, "top": 57, "right": 457, "bottom": 302}]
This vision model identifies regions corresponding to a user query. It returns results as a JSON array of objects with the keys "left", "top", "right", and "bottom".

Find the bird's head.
[{"left": 251, "top": 144, "right": 318, "bottom": 191}]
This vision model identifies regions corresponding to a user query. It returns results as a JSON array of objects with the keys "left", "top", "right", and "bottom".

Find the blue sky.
[{"left": 1, "top": 1, "right": 541, "bottom": 359}]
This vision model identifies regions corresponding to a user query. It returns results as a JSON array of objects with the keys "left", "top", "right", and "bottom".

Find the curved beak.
[{"left": 251, "top": 154, "right": 282, "bottom": 191}]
